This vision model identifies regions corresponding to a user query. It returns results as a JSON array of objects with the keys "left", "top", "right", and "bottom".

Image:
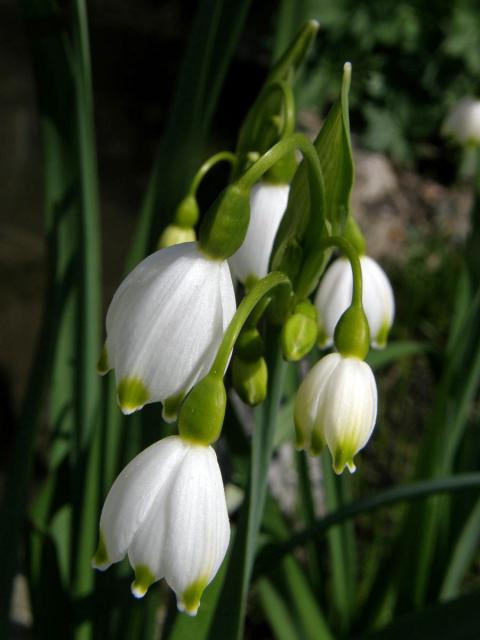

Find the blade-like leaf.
[{"left": 255, "top": 473, "right": 480, "bottom": 575}]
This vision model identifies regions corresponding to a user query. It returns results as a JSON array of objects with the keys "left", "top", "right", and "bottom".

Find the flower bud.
[
  {"left": 294, "top": 353, "right": 377, "bottom": 473},
  {"left": 175, "top": 195, "right": 200, "bottom": 227},
  {"left": 178, "top": 374, "right": 227, "bottom": 445},
  {"left": 235, "top": 328, "right": 264, "bottom": 361},
  {"left": 232, "top": 355, "right": 268, "bottom": 406},
  {"left": 158, "top": 224, "right": 196, "bottom": 249},
  {"left": 281, "top": 300, "right": 318, "bottom": 361},
  {"left": 158, "top": 196, "right": 199, "bottom": 249}
]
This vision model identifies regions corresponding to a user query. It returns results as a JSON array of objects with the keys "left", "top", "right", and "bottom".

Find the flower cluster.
[{"left": 92, "top": 33, "right": 395, "bottom": 617}]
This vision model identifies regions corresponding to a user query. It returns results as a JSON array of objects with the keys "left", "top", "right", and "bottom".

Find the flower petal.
[
  {"left": 229, "top": 182, "right": 289, "bottom": 284},
  {"left": 314, "top": 258, "right": 352, "bottom": 347},
  {"left": 322, "top": 357, "right": 377, "bottom": 474},
  {"left": 315, "top": 256, "right": 394, "bottom": 349},
  {"left": 360, "top": 256, "right": 395, "bottom": 348},
  {"left": 95, "top": 436, "right": 188, "bottom": 568},
  {"left": 162, "top": 444, "right": 230, "bottom": 615},
  {"left": 294, "top": 352, "right": 341, "bottom": 453}
]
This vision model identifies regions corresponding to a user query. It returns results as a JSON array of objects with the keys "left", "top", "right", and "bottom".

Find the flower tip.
[
  {"left": 294, "top": 438, "right": 306, "bottom": 452},
  {"left": 333, "top": 448, "right": 357, "bottom": 475},
  {"left": 91, "top": 557, "right": 110, "bottom": 571},
  {"left": 162, "top": 393, "right": 185, "bottom": 424},
  {"left": 96, "top": 345, "right": 110, "bottom": 376},
  {"left": 130, "top": 565, "right": 155, "bottom": 599},
  {"left": 91, "top": 533, "right": 110, "bottom": 570},
  {"left": 130, "top": 582, "right": 147, "bottom": 599},
  {"left": 117, "top": 377, "right": 150, "bottom": 415},
  {"left": 176, "top": 600, "right": 200, "bottom": 617},
  {"left": 177, "top": 579, "right": 207, "bottom": 617},
  {"left": 372, "top": 321, "right": 390, "bottom": 349}
]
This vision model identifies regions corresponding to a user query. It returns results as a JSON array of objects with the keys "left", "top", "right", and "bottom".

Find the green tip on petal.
[
  {"left": 295, "top": 432, "right": 307, "bottom": 451},
  {"left": 117, "top": 377, "right": 150, "bottom": 415},
  {"left": 333, "top": 446, "right": 357, "bottom": 475},
  {"left": 131, "top": 565, "right": 156, "bottom": 599},
  {"left": 316, "top": 325, "right": 330, "bottom": 349},
  {"left": 96, "top": 345, "right": 110, "bottom": 375},
  {"left": 91, "top": 531, "right": 110, "bottom": 570},
  {"left": 374, "top": 320, "right": 390, "bottom": 349},
  {"left": 162, "top": 392, "right": 185, "bottom": 423},
  {"left": 309, "top": 430, "right": 325, "bottom": 457},
  {"left": 178, "top": 577, "right": 208, "bottom": 616}
]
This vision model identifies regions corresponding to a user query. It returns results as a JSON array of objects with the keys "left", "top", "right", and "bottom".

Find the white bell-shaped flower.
[
  {"left": 314, "top": 255, "right": 394, "bottom": 349},
  {"left": 442, "top": 97, "right": 480, "bottom": 146},
  {"left": 294, "top": 352, "right": 377, "bottom": 474},
  {"left": 92, "top": 435, "right": 230, "bottom": 616},
  {"left": 229, "top": 181, "right": 289, "bottom": 285},
  {"left": 100, "top": 242, "right": 236, "bottom": 420}
]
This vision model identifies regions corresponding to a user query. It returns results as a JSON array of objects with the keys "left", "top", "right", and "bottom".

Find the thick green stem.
[{"left": 210, "top": 272, "right": 291, "bottom": 377}]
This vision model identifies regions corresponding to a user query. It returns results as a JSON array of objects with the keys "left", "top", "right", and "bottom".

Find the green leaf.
[
  {"left": 271, "top": 63, "right": 353, "bottom": 297},
  {"left": 257, "top": 578, "right": 300, "bottom": 640},
  {"left": 366, "top": 341, "right": 432, "bottom": 370},
  {"left": 312, "top": 61, "right": 354, "bottom": 234},
  {"left": 255, "top": 473, "right": 480, "bottom": 575},
  {"left": 234, "top": 21, "right": 319, "bottom": 176},
  {"left": 440, "top": 497, "right": 480, "bottom": 600}
]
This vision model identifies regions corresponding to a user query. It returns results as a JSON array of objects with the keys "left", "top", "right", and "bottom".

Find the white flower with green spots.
[
  {"left": 92, "top": 435, "right": 230, "bottom": 616},
  {"left": 294, "top": 352, "right": 377, "bottom": 473},
  {"left": 314, "top": 255, "right": 394, "bottom": 349},
  {"left": 98, "top": 242, "right": 236, "bottom": 421}
]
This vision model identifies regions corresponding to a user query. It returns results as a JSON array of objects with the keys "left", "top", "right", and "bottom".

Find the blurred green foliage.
[{"left": 294, "top": 0, "right": 480, "bottom": 166}]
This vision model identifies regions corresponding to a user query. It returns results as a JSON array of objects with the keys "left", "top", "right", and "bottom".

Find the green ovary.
[{"left": 117, "top": 377, "right": 150, "bottom": 413}]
